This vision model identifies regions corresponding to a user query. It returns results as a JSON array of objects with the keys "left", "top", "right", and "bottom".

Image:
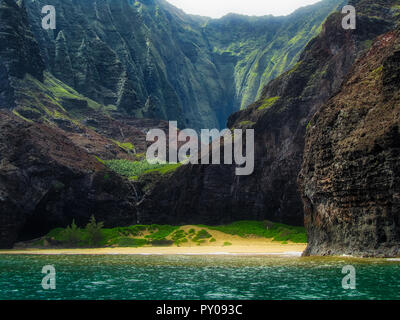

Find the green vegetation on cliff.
[
  {"left": 12, "top": 72, "right": 107, "bottom": 125},
  {"left": 258, "top": 96, "right": 280, "bottom": 111},
  {"left": 103, "top": 159, "right": 182, "bottom": 179},
  {"left": 111, "top": 140, "right": 136, "bottom": 153}
]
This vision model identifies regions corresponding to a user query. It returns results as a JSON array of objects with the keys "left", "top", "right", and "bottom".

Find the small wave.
[{"left": 283, "top": 251, "right": 303, "bottom": 257}]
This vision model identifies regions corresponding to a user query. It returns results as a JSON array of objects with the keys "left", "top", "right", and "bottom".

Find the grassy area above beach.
[{"left": 16, "top": 220, "right": 306, "bottom": 250}]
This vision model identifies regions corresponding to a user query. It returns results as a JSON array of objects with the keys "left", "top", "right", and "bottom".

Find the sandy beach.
[
  {"left": 0, "top": 225, "right": 307, "bottom": 256},
  {"left": 0, "top": 243, "right": 306, "bottom": 255}
]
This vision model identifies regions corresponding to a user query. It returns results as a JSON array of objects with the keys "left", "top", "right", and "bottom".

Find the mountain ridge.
[{"left": 23, "top": 0, "right": 342, "bottom": 129}]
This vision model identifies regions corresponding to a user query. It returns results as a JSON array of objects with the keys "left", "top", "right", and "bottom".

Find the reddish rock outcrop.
[{"left": 299, "top": 30, "right": 400, "bottom": 257}]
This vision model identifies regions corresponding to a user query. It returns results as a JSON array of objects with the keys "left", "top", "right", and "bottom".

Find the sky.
[{"left": 165, "top": 0, "right": 322, "bottom": 19}]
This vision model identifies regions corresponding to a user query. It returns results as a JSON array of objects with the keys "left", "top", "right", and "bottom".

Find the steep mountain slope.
[
  {"left": 137, "top": 0, "right": 400, "bottom": 227},
  {"left": 0, "top": 0, "right": 44, "bottom": 108},
  {"left": 204, "top": 0, "right": 345, "bottom": 110},
  {"left": 299, "top": 29, "right": 400, "bottom": 257},
  {"left": 0, "top": 109, "right": 138, "bottom": 248},
  {"left": 24, "top": 0, "right": 341, "bottom": 129},
  {"left": 0, "top": 0, "right": 168, "bottom": 248}
]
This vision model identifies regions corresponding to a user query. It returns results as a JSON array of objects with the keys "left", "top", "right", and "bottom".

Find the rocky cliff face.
[
  {"left": 0, "top": 110, "right": 139, "bottom": 247},
  {"left": 138, "top": 0, "right": 400, "bottom": 227},
  {"left": 299, "top": 29, "right": 400, "bottom": 257},
  {"left": 0, "top": 0, "right": 167, "bottom": 248},
  {"left": 23, "top": 0, "right": 341, "bottom": 130},
  {"left": 0, "top": 0, "right": 44, "bottom": 108}
]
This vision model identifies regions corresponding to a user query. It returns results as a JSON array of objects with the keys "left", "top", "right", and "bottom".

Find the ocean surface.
[{"left": 0, "top": 254, "right": 399, "bottom": 300}]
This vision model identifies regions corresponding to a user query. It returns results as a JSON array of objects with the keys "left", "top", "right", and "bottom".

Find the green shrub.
[
  {"left": 109, "top": 237, "right": 147, "bottom": 247},
  {"left": 223, "top": 242, "right": 232, "bottom": 246},
  {"left": 206, "top": 220, "right": 307, "bottom": 243},
  {"left": 171, "top": 230, "right": 188, "bottom": 245},
  {"left": 63, "top": 219, "right": 81, "bottom": 247},
  {"left": 41, "top": 220, "right": 307, "bottom": 249},
  {"left": 86, "top": 215, "right": 104, "bottom": 247},
  {"left": 145, "top": 225, "right": 178, "bottom": 241},
  {"left": 150, "top": 238, "right": 174, "bottom": 246},
  {"left": 193, "top": 229, "right": 212, "bottom": 242},
  {"left": 117, "top": 225, "right": 147, "bottom": 237}
]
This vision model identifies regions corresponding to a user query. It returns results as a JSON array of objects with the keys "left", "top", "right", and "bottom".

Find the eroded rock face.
[
  {"left": 0, "top": 0, "right": 182, "bottom": 248},
  {"left": 299, "top": 30, "right": 400, "bottom": 257},
  {"left": 0, "top": 111, "right": 138, "bottom": 248},
  {"left": 138, "top": 0, "right": 400, "bottom": 227},
  {"left": 0, "top": 0, "right": 45, "bottom": 108},
  {"left": 23, "top": 0, "right": 341, "bottom": 129}
]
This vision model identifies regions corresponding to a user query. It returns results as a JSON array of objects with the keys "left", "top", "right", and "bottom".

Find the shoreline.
[{"left": 0, "top": 244, "right": 307, "bottom": 256}]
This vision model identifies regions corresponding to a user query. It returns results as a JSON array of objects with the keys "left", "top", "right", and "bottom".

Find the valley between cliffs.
[
  {"left": 1, "top": 0, "right": 400, "bottom": 258},
  {"left": 0, "top": 0, "right": 341, "bottom": 248}
]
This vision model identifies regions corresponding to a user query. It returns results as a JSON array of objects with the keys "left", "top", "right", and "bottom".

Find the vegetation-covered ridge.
[
  {"left": 22, "top": 0, "right": 342, "bottom": 129},
  {"left": 26, "top": 220, "right": 307, "bottom": 249}
]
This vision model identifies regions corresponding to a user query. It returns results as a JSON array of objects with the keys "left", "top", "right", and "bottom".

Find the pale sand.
[
  {"left": 0, "top": 244, "right": 306, "bottom": 256},
  {"left": 0, "top": 225, "right": 307, "bottom": 256}
]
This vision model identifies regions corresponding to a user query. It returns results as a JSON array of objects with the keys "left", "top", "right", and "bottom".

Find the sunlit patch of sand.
[
  {"left": 0, "top": 225, "right": 307, "bottom": 255},
  {"left": 0, "top": 244, "right": 307, "bottom": 256}
]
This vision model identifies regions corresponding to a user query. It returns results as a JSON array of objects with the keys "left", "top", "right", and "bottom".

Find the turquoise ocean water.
[{"left": 0, "top": 254, "right": 399, "bottom": 300}]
